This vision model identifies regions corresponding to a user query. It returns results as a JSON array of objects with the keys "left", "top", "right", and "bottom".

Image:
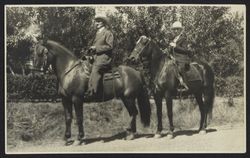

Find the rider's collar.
[{"left": 97, "top": 26, "right": 105, "bottom": 33}]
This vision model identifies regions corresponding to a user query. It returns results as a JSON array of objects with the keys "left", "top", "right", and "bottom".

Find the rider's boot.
[{"left": 177, "top": 75, "right": 189, "bottom": 92}]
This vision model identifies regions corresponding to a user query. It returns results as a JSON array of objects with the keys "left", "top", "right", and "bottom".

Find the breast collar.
[{"left": 97, "top": 27, "right": 105, "bottom": 34}]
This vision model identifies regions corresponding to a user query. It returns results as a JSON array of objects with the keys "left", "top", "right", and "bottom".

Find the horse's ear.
[{"left": 141, "top": 36, "right": 149, "bottom": 44}]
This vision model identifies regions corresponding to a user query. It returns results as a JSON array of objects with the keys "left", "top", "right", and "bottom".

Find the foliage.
[
  {"left": 215, "top": 76, "right": 244, "bottom": 97},
  {"left": 36, "top": 7, "right": 95, "bottom": 57},
  {"left": 6, "top": 7, "right": 95, "bottom": 74},
  {"left": 6, "top": 7, "right": 36, "bottom": 74},
  {"left": 7, "top": 74, "right": 58, "bottom": 101}
]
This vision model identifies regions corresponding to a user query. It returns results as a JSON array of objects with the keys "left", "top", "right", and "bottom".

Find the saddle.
[{"left": 80, "top": 60, "right": 120, "bottom": 80}]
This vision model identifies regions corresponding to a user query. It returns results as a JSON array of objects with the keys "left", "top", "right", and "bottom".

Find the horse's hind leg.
[
  {"left": 72, "top": 96, "right": 84, "bottom": 145},
  {"left": 165, "top": 92, "right": 174, "bottom": 139},
  {"left": 121, "top": 97, "right": 138, "bottom": 140},
  {"left": 62, "top": 97, "right": 73, "bottom": 145},
  {"left": 194, "top": 93, "right": 207, "bottom": 134},
  {"left": 154, "top": 94, "right": 163, "bottom": 138}
]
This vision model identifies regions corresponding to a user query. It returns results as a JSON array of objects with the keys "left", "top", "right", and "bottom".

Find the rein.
[{"left": 63, "top": 60, "right": 82, "bottom": 77}]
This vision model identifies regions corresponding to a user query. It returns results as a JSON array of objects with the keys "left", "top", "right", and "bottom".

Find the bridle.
[
  {"left": 35, "top": 43, "right": 91, "bottom": 78},
  {"left": 132, "top": 37, "right": 151, "bottom": 62},
  {"left": 34, "top": 44, "right": 50, "bottom": 72}
]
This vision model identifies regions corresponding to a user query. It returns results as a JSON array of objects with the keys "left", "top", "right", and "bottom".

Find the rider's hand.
[
  {"left": 89, "top": 46, "right": 96, "bottom": 51},
  {"left": 169, "top": 42, "right": 176, "bottom": 48}
]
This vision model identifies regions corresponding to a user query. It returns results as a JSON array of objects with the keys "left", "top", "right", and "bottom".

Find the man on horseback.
[
  {"left": 166, "top": 21, "right": 193, "bottom": 91},
  {"left": 86, "top": 16, "right": 114, "bottom": 97}
]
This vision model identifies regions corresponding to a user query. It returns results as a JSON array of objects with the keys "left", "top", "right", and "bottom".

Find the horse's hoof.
[
  {"left": 166, "top": 134, "right": 174, "bottom": 139},
  {"left": 74, "top": 139, "right": 85, "bottom": 146},
  {"left": 100, "top": 139, "right": 105, "bottom": 143},
  {"left": 199, "top": 130, "right": 207, "bottom": 135},
  {"left": 65, "top": 139, "right": 74, "bottom": 146},
  {"left": 154, "top": 133, "right": 162, "bottom": 139},
  {"left": 125, "top": 133, "right": 135, "bottom": 140}
]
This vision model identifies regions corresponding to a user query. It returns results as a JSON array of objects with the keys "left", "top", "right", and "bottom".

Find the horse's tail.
[
  {"left": 202, "top": 62, "right": 215, "bottom": 121},
  {"left": 137, "top": 75, "right": 151, "bottom": 127}
]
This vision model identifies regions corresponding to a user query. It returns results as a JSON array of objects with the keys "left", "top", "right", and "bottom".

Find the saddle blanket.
[
  {"left": 103, "top": 70, "right": 120, "bottom": 81},
  {"left": 184, "top": 63, "right": 203, "bottom": 82}
]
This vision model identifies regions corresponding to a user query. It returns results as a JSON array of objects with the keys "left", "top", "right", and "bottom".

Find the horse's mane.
[
  {"left": 149, "top": 39, "right": 172, "bottom": 65},
  {"left": 46, "top": 40, "right": 77, "bottom": 59},
  {"left": 146, "top": 38, "right": 176, "bottom": 79}
]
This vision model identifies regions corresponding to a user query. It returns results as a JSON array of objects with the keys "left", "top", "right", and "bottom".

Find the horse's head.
[
  {"left": 128, "top": 36, "right": 152, "bottom": 63},
  {"left": 32, "top": 40, "right": 53, "bottom": 72}
]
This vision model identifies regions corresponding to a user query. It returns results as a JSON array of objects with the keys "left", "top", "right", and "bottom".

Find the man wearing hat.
[
  {"left": 87, "top": 16, "right": 114, "bottom": 97},
  {"left": 167, "top": 21, "right": 193, "bottom": 91}
]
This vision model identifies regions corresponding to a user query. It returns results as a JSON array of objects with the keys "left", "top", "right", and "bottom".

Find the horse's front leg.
[
  {"left": 121, "top": 97, "right": 138, "bottom": 140},
  {"left": 165, "top": 92, "right": 174, "bottom": 139},
  {"left": 73, "top": 96, "right": 85, "bottom": 145},
  {"left": 154, "top": 94, "right": 163, "bottom": 138},
  {"left": 62, "top": 97, "right": 74, "bottom": 145}
]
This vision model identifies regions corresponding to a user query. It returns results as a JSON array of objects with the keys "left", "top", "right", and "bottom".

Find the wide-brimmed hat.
[
  {"left": 171, "top": 21, "right": 183, "bottom": 29},
  {"left": 94, "top": 16, "right": 110, "bottom": 27}
]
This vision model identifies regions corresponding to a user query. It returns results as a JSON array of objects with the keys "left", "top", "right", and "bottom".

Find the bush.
[
  {"left": 215, "top": 76, "right": 243, "bottom": 97},
  {"left": 7, "top": 74, "right": 59, "bottom": 101}
]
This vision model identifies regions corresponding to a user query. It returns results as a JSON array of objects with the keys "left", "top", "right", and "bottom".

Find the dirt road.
[{"left": 8, "top": 125, "right": 245, "bottom": 153}]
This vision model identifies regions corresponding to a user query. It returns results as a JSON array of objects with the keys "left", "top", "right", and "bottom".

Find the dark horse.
[
  {"left": 129, "top": 36, "right": 214, "bottom": 139},
  {"left": 32, "top": 40, "right": 151, "bottom": 145}
]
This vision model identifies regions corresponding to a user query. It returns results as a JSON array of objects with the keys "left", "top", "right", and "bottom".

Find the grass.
[{"left": 6, "top": 96, "right": 244, "bottom": 149}]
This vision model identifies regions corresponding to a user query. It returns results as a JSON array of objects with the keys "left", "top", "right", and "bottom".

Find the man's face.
[
  {"left": 95, "top": 20, "right": 104, "bottom": 29},
  {"left": 172, "top": 28, "right": 182, "bottom": 37}
]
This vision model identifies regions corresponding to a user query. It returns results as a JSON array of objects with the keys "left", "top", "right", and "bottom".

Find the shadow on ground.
[
  {"left": 174, "top": 128, "right": 217, "bottom": 137},
  {"left": 82, "top": 128, "right": 217, "bottom": 145}
]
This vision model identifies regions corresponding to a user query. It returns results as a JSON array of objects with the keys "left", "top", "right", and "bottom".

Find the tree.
[
  {"left": 6, "top": 7, "right": 95, "bottom": 74},
  {"left": 36, "top": 7, "right": 95, "bottom": 57},
  {"left": 6, "top": 7, "right": 37, "bottom": 74}
]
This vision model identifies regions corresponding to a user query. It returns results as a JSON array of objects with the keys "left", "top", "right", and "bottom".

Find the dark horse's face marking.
[
  {"left": 129, "top": 36, "right": 151, "bottom": 62},
  {"left": 32, "top": 41, "right": 50, "bottom": 72}
]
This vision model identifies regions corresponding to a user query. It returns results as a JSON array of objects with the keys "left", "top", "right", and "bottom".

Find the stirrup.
[
  {"left": 177, "top": 84, "right": 189, "bottom": 92},
  {"left": 177, "top": 88, "right": 189, "bottom": 92},
  {"left": 84, "top": 90, "right": 95, "bottom": 98}
]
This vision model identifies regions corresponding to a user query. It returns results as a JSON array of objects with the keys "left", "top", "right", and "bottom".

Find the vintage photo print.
[{"left": 4, "top": 4, "right": 246, "bottom": 154}]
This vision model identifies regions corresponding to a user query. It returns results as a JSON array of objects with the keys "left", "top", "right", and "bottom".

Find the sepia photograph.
[{"left": 4, "top": 4, "right": 246, "bottom": 154}]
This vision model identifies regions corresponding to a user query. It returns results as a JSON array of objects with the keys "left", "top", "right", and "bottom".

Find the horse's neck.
[
  {"left": 150, "top": 57, "right": 166, "bottom": 81},
  {"left": 52, "top": 49, "right": 78, "bottom": 80},
  {"left": 149, "top": 43, "right": 165, "bottom": 79}
]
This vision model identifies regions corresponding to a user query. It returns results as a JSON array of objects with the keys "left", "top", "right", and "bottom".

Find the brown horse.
[
  {"left": 129, "top": 36, "right": 215, "bottom": 139},
  {"left": 32, "top": 40, "right": 151, "bottom": 145}
]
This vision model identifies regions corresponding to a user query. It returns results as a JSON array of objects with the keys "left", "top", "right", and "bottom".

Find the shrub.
[
  {"left": 215, "top": 76, "right": 243, "bottom": 97},
  {"left": 7, "top": 74, "right": 59, "bottom": 101}
]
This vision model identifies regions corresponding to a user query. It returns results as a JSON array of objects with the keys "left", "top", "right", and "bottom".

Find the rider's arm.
[
  {"left": 174, "top": 38, "right": 192, "bottom": 56},
  {"left": 95, "top": 31, "right": 114, "bottom": 55}
]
